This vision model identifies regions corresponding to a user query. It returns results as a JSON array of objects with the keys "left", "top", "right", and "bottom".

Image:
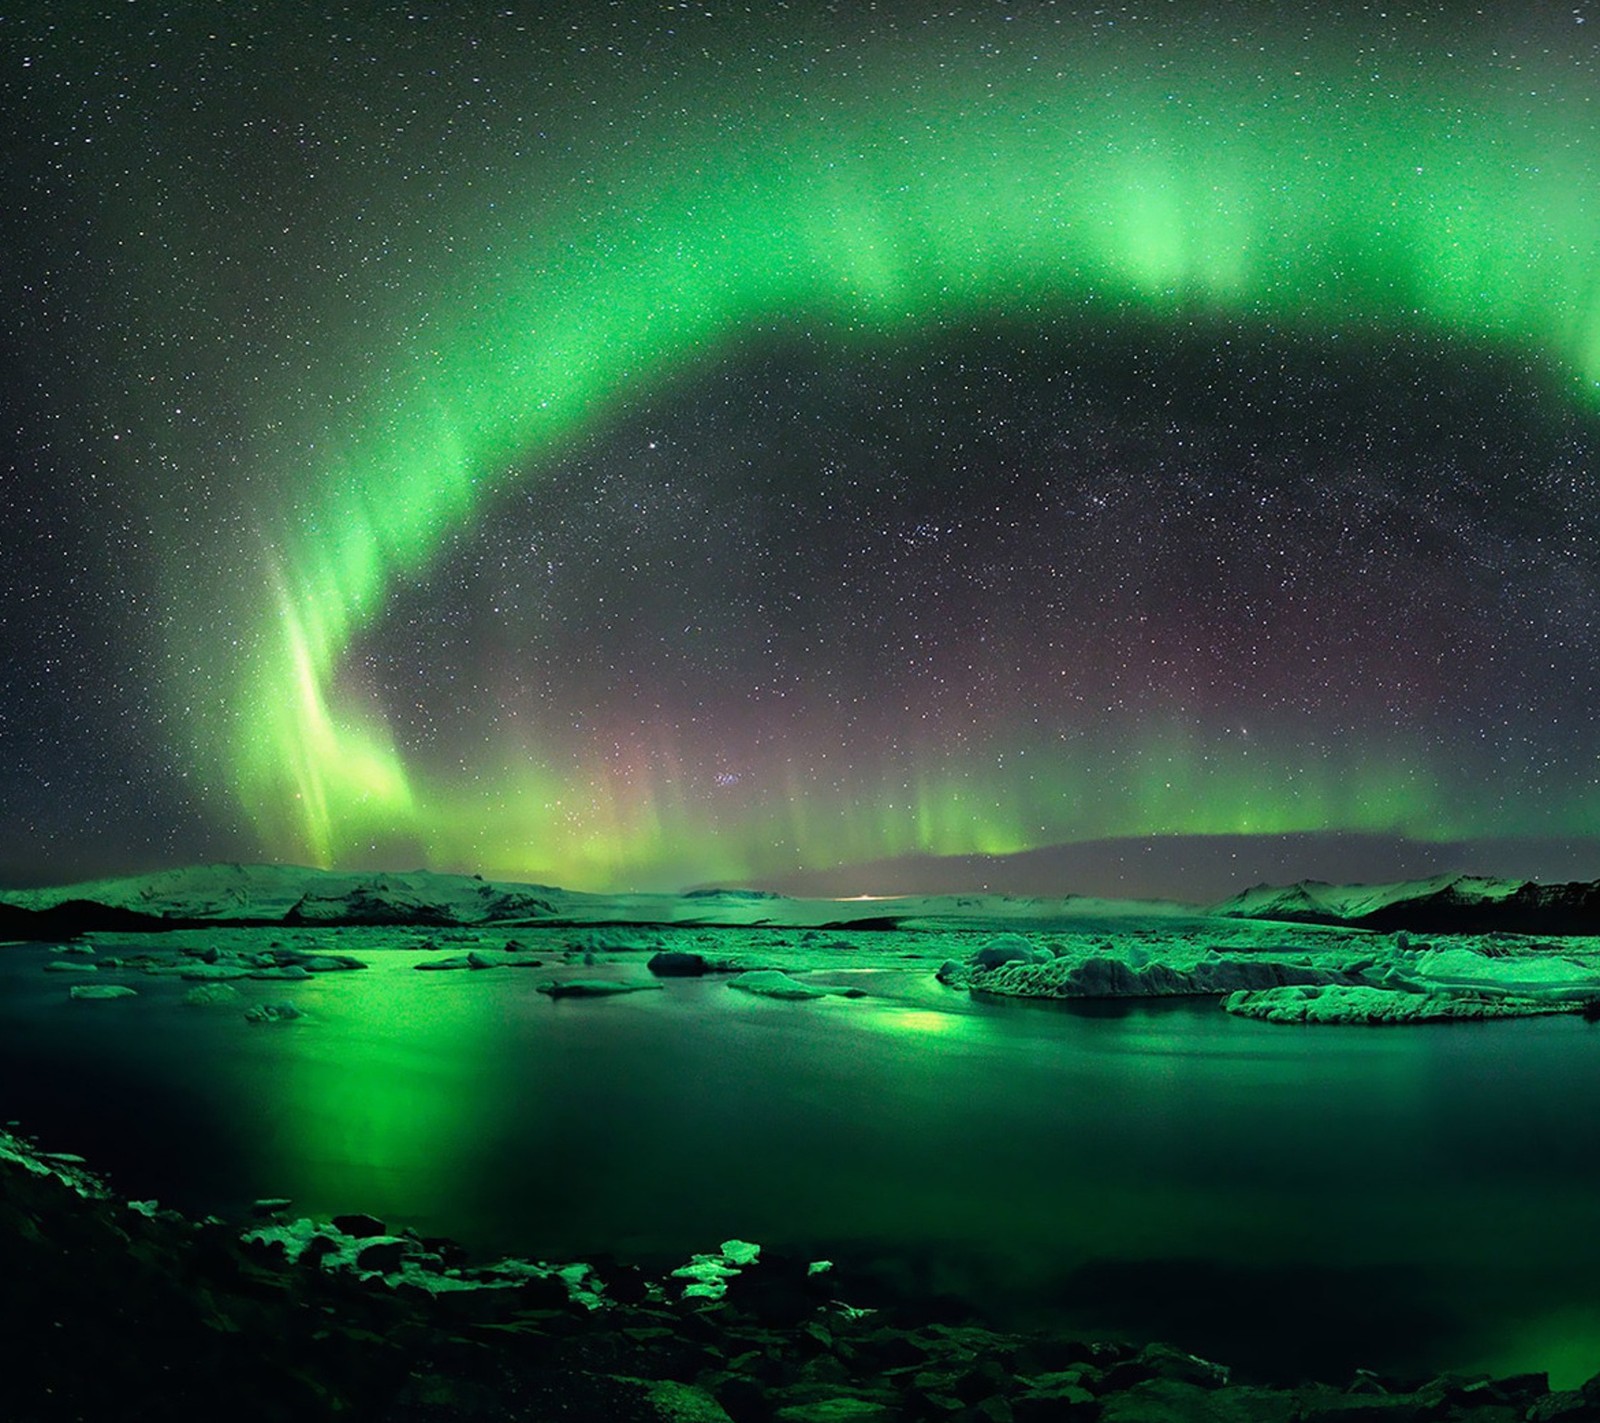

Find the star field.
[{"left": 3, "top": 4, "right": 1600, "bottom": 891}]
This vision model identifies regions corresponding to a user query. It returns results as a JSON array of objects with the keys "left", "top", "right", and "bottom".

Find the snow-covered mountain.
[
  {"left": 0, "top": 863, "right": 1194, "bottom": 936},
  {"left": 1213, "top": 872, "right": 1600, "bottom": 934},
  {"left": 4, "top": 862, "right": 1597, "bottom": 937}
]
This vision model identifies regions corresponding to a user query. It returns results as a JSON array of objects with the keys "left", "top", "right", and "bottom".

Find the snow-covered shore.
[{"left": 8, "top": 863, "right": 1600, "bottom": 1027}]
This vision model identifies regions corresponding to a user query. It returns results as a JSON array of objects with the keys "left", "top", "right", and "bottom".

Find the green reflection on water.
[{"left": 232, "top": 957, "right": 520, "bottom": 1231}]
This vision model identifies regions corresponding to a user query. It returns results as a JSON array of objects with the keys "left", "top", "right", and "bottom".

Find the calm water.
[{"left": 3, "top": 943, "right": 1599, "bottom": 1385}]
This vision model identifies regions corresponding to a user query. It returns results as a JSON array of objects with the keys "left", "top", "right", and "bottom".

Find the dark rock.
[
  {"left": 300, "top": 1234, "right": 342, "bottom": 1265},
  {"left": 856, "top": 1327, "right": 935, "bottom": 1372},
  {"left": 419, "top": 1235, "right": 470, "bottom": 1268},
  {"left": 1139, "top": 1341, "right": 1230, "bottom": 1388},
  {"left": 1012, "top": 1374, "right": 1097, "bottom": 1423},
  {"left": 1485, "top": 1372, "right": 1549, "bottom": 1404},
  {"left": 1413, "top": 1372, "right": 1529, "bottom": 1414},
  {"left": 800, "top": 1321, "right": 835, "bottom": 1356},
  {"left": 772, "top": 1393, "right": 897, "bottom": 1422},
  {"left": 798, "top": 1353, "right": 849, "bottom": 1384},
  {"left": 510, "top": 1273, "right": 574, "bottom": 1310},
  {"left": 954, "top": 1359, "right": 1016, "bottom": 1404},
  {"left": 1529, "top": 1391, "right": 1600, "bottom": 1422},
  {"left": 604, "top": 1264, "right": 652, "bottom": 1305},
  {"left": 649, "top": 951, "right": 711, "bottom": 976},
  {"left": 1294, "top": 1399, "right": 1428, "bottom": 1423},
  {"left": 331, "top": 1212, "right": 387, "bottom": 1239},
  {"left": 354, "top": 1240, "right": 409, "bottom": 1274},
  {"left": 1024, "top": 1335, "right": 1125, "bottom": 1375},
  {"left": 1100, "top": 1378, "right": 1286, "bottom": 1421},
  {"left": 672, "top": 1305, "right": 729, "bottom": 1345},
  {"left": 285, "top": 888, "right": 457, "bottom": 927},
  {"left": 714, "top": 1373, "right": 774, "bottom": 1423},
  {"left": 240, "top": 1233, "right": 290, "bottom": 1266}
]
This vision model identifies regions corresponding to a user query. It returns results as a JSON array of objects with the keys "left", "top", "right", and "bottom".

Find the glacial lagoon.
[{"left": 3, "top": 941, "right": 1598, "bottom": 1387}]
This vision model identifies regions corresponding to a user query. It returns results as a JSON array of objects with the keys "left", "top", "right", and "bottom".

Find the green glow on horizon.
[{"left": 215, "top": 53, "right": 1600, "bottom": 885}]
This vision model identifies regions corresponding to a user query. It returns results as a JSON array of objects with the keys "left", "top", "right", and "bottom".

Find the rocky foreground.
[{"left": 2, "top": 1129, "right": 1597, "bottom": 1423}]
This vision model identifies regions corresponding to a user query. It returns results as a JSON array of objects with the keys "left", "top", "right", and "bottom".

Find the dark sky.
[{"left": 4, "top": 3, "right": 1600, "bottom": 894}]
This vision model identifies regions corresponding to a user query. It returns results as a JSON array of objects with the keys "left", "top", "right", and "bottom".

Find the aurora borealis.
[{"left": 5, "top": 4, "right": 1600, "bottom": 892}]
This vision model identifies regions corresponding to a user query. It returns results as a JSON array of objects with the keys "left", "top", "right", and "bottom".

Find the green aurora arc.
[{"left": 222, "top": 49, "right": 1600, "bottom": 888}]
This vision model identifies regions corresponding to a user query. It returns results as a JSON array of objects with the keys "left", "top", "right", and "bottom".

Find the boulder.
[
  {"left": 648, "top": 951, "right": 711, "bottom": 977},
  {"left": 332, "top": 1212, "right": 388, "bottom": 1238},
  {"left": 354, "top": 1239, "right": 410, "bottom": 1274}
]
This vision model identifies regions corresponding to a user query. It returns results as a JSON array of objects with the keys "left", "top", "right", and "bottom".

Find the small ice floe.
[
  {"left": 250, "top": 1197, "right": 293, "bottom": 1217},
  {"left": 726, "top": 970, "right": 863, "bottom": 1001},
  {"left": 1407, "top": 947, "right": 1600, "bottom": 1001},
  {"left": 1223, "top": 984, "right": 1566, "bottom": 1025},
  {"left": 182, "top": 983, "right": 243, "bottom": 1007},
  {"left": 537, "top": 979, "right": 663, "bottom": 998},
  {"left": 243, "top": 1000, "right": 303, "bottom": 1025}
]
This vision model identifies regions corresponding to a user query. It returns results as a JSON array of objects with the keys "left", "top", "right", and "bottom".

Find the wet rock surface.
[{"left": 1, "top": 1127, "right": 1592, "bottom": 1422}]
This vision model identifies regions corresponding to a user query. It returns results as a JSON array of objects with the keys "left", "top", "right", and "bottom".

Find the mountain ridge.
[{"left": 1, "top": 862, "right": 1598, "bottom": 936}]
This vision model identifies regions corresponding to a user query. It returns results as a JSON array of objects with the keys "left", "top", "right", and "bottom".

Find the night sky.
[{"left": 4, "top": 3, "right": 1600, "bottom": 895}]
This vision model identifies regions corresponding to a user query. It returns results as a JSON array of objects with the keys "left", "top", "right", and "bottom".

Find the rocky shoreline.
[{"left": 2, "top": 1127, "right": 1596, "bottom": 1422}]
